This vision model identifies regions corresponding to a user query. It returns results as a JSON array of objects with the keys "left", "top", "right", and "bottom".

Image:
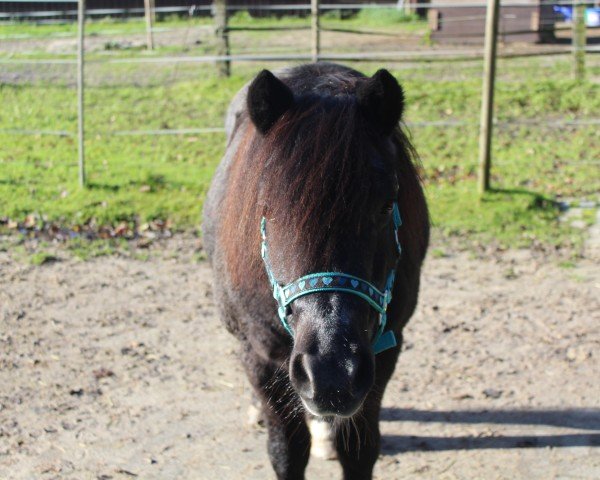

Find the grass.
[
  {"left": 28, "top": 251, "right": 58, "bottom": 265},
  {"left": 0, "top": 74, "right": 242, "bottom": 227},
  {"left": 427, "top": 186, "right": 582, "bottom": 249},
  {"left": 66, "top": 237, "right": 126, "bottom": 260},
  {"left": 1, "top": 16, "right": 599, "bottom": 252},
  {"left": 2, "top": 235, "right": 138, "bottom": 264}
]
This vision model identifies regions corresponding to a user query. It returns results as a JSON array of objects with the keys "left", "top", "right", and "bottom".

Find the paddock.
[
  {"left": 1, "top": 237, "right": 598, "bottom": 478},
  {"left": 1, "top": 4, "right": 599, "bottom": 478}
]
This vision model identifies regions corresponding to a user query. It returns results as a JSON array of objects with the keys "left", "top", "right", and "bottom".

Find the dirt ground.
[{"left": 0, "top": 236, "right": 599, "bottom": 480}]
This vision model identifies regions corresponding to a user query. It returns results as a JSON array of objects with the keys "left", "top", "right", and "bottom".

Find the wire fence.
[{"left": 0, "top": 0, "right": 599, "bottom": 203}]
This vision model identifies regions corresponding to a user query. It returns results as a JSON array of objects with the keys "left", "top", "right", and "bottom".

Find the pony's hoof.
[
  {"left": 309, "top": 418, "right": 337, "bottom": 460},
  {"left": 247, "top": 404, "right": 265, "bottom": 428}
]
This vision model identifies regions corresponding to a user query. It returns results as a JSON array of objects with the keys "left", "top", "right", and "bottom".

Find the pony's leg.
[
  {"left": 264, "top": 403, "right": 311, "bottom": 480},
  {"left": 247, "top": 392, "right": 265, "bottom": 427},
  {"left": 242, "top": 346, "right": 310, "bottom": 480},
  {"left": 333, "top": 393, "right": 382, "bottom": 480},
  {"left": 334, "top": 347, "right": 400, "bottom": 480}
]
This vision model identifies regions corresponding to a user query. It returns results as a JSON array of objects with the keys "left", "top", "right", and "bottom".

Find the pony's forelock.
[
  {"left": 220, "top": 83, "right": 424, "bottom": 286},
  {"left": 259, "top": 98, "right": 372, "bottom": 251}
]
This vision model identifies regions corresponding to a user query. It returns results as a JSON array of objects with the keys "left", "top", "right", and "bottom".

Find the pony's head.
[{"left": 244, "top": 66, "right": 411, "bottom": 417}]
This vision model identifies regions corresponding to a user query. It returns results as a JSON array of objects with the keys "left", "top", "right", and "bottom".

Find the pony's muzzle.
[{"left": 290, "top": 350, "right": 374, "bottom": 417}]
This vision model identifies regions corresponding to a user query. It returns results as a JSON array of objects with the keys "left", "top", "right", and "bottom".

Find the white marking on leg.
[
  {"left": 247, "top": 403, "right": 262, "bottom": 427},
  {"left": 309, "top": 417, "right": 337, "bottom": 460}
]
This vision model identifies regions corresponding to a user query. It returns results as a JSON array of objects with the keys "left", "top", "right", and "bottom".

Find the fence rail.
[
  {"left": 3, "top": 118, "right": 600, "bottom": 138},
  {"left": 2, "top": 47, "right": 599, "bottom": 67}
]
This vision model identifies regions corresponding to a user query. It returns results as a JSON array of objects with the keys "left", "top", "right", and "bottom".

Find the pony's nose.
[
  {"left": 290, "top": 352, "right": 372, "bottom": 417},
  {"left": 290, "top": 353, "right": 316, "bottom": 400}
]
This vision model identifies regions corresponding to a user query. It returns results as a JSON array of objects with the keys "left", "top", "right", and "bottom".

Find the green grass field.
[{"left": 1, "top": 15, "right": 599, "bottom": 252}]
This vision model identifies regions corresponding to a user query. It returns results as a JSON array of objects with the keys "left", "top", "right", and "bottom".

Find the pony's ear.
[
  {"left": 356, "top": 69, "right": 404, "bottom": 135},
  {"left": 247, "top": 70, "right": 294, "bottom": 135}
]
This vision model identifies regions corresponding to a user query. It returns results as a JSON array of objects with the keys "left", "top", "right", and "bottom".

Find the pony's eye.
[{"left": 381, "top": 201, "right": 394, "bottom": 214}]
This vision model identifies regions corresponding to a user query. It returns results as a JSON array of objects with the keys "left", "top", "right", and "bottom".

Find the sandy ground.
[{"left": 0, "top": 237, "right": 599, "bottom": 480}]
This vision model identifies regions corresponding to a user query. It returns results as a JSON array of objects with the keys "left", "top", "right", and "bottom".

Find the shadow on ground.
[{"left": 380, "top": 408, "right": 600, "bottom": 453}]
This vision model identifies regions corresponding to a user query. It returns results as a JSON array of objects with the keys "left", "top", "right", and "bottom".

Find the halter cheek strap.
[{"left": 261, "top": 202, "right": 402, "bottom": 355}]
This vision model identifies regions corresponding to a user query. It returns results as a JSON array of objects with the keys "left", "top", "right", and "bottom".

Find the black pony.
[{"left": 203, "top": 63, "right": 429, "bottom": 479}]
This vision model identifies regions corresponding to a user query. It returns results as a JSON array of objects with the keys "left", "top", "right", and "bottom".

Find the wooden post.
[
  {"left": 144, "top": 0, "right": 154, "bottom": 50},
  {"left": 311, "top": 0, "right": 320, "bottom": 63},
  {"left": 477, "top": 0, "right": 500, "bottom": 196},
  {"left": 572, "top": 0, "right": 586, "bottom": 81},
  {"left": 77, "top": 0, "right": 86, "bottom": 188},
  {"left": 149, "top": 0, "right": 156, "bottom": 23},
  {"left": 214, "top": 0, "right": 230, "bottom": 76}
]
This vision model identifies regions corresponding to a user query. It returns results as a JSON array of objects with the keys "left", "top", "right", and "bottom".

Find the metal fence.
[{"left": 1, "top": 0, "right": 599, "bottom": 197}]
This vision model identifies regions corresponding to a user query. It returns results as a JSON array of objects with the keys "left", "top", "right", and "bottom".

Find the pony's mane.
[{"left": 220, "top": 72, "right": 425, "bottom": 286}]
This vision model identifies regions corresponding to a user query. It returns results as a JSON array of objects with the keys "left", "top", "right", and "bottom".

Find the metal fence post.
[
  {"left": 477, "top": 0, "right": 499, "bottom": 196},
  {"left": 77, "top": 0, "right": 86, "bottom": 188},
  {"left": 144, "top": 0, "right": 155, "bottom": 50},
  {"left": 311, "top": 0, "right": 320, "bottom": 62},
  {"left": 572, "top": 0, "right": 586, "bottom": 81},
  {"left": 214, "top": 0, "right": 230, "bottom": 77}
]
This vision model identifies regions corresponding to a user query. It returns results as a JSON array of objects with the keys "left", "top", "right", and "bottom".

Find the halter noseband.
[{"left": 260, "top": 202, "right": 402, "bottom": 355}]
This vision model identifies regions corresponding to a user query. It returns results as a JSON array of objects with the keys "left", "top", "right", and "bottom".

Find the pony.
[{"left": 202, "top": 63, "right": 429, "bottom": 479}]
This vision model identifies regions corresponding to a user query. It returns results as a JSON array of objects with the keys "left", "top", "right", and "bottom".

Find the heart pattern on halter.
[{"left": 279, "top": 274, "right": 388, "bottom": 309}]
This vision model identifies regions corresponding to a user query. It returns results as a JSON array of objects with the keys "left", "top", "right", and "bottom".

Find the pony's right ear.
[
  {"left": 247, "top": 70, "right": 294, "bottom": 135},
  {"left": 356, "top": 69, "right": 404, "bottom": 135}
]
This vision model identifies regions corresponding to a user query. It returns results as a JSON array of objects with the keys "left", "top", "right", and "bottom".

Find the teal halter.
[{"left": 260, "top": 202, "right": 402, "bottom": 354}]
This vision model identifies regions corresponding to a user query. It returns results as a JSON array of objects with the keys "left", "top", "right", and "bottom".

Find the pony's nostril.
[
  {"left": 291, "top": 354, "right": 314, "bottom": 399},
  {"left": 291, "top": 355, "right": 305, "bottom": 383}
]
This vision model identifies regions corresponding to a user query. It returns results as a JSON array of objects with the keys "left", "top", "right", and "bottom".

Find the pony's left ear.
[
  {"left": 247, "top": 70, "right": 294, "bottom": 135},
  {"left": 356, "top": 69, "right": 404, "bottom": 135}
]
